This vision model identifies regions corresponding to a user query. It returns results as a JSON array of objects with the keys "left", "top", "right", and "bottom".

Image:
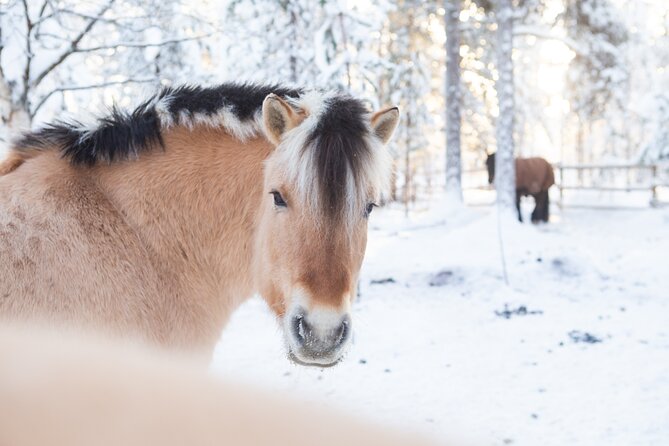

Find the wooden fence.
[
  {"left": 554, "top": 164, "right": 666, "bottom": 208},
  {"left": 460, "top": 164, "right": 669, "bottom": 208}
]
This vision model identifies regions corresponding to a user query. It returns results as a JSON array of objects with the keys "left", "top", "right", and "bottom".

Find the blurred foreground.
[{"left": 0, "top": 325, "right": 438, "bottom": 446}]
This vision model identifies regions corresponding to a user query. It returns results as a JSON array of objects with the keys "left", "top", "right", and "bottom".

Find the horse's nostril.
[
  {"left": 334, "top": 320, "right": 349, "bottom": 348},
  {"left": 292, "top": 314, "right": 311, "bottom": 346}
]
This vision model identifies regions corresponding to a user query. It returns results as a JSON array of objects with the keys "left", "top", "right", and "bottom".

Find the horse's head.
[
  {"left": 255, "top": 92, "right": 399, "bottom": 367},
  {"left": 486, "top": 152, "right": 496, "bottom": 184}
]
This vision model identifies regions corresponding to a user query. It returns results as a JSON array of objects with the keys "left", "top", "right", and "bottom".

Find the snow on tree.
[
  {"left": 494, "top": 0, "right": 516, "bottom": 215},
  {"left": 445, "top": 0, "right": 463, "bottom": 204},
  {"left": 459, "top": 0, "right": 544, "bottom": 170},
  {"left": 459, "top": 0, "right": 498, "bottom": 163},
  {"left": 562, "top": 0, "right": 629, "bottom": 164},
  {"left": 222, "top": 0, "right": 388, "bottom": 95},
  {"left": 223, "top": 0, "right": 318, "bottom": 84},
  {"left": 377, "top": 0, "right": 435, "bottom": 209},
  {"left": 624, "top": 4, "right": 669, "bottom": 164}
]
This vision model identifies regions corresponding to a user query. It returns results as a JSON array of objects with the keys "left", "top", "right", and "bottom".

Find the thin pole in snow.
[{"left": 496, "top": 203, "right": 510, "bottom": 286}]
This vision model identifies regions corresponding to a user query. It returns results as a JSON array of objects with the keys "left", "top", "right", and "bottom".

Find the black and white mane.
[
  {"left": 15, "top": 83, "right": 302, "bottom": 165},
  {"left": 13, "top": 82, "right": 390, "bottom": 222}
]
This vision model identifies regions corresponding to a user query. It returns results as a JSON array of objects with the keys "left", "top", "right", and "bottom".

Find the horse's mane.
[
  {"left": 12, "top": 83, "right": 387, "bottom": 223},
  {"left": 13, "top": 83, "right": 302, "bottom": 165}
]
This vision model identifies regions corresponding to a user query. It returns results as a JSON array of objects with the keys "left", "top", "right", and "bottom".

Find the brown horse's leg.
[
  {"left": 531, "top": 191, "right": 549, "bottom": 223},
  {"left": 516, "top": 190, "right": 522, "bottom": 222},
  {"left": 543, "top": 190, "right": 550, "bottom": 222},
  {"left": 531, "top": 193, "right": 542, "bottom": 223}
]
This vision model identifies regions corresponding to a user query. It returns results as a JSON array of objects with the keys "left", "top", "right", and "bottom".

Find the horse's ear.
[
  {"left": 262, "top": 94, "right": 300, "bottom": 145},
  {"left": 371, "top": 107, "right": 400, "bottom": 145}
]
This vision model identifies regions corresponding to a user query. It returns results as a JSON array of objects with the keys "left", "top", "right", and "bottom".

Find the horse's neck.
[{"left": 93, "top": 126, "right": 271, "bottom": 307}]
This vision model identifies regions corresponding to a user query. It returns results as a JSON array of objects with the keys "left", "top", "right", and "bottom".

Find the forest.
[{"left": 3, "top": 0, "right": 667, "bottom": 210}]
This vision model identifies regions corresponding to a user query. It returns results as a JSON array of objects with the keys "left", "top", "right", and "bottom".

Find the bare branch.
[
  {"left": 37, "top": 0, "right": 49, "bottom": 18},
  {"left": 32, "top": 0, "right": 53, "bottom": 41},
  {"left": 30, "top": 0, "right": 115, "bottom": 90},
  {"left": 31, "top": 77, "right": 155, "bottom": 116},
  {"left": 75, "top": 33, "right": 215, "bottom": 53},
  {"left": 34, "top": 9, "right": 152, "bottom": 27}
]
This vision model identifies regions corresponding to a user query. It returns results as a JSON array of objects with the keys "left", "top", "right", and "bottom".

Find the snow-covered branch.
[{"left": 514, "top": 25, "right": 585, "bottom": 55}]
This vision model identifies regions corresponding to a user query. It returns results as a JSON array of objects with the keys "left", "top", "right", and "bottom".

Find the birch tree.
[
  {"left": 445, "top": 0, "right": 463, "bottom": 204},
  {"left": 494, "top": 0, "right": 516, "bottom": 214}
]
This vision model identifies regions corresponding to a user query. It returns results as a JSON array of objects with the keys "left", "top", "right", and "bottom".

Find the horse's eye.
[
  {"left": 365, "top": 203, "right": 377, "bottom": 217},
  {"left": 270, "top": 190, "right": 287, "bottom": 208}
]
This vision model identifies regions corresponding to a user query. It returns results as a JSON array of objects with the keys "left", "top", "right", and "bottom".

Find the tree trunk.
[
  {"left": 389, "top": 162, "right": 398, "bottom": 203},
  {"left": 494, "top": 0, "right": 516, "bottom": 215},
  {"left": 577, "top": 118, "right": 584, "bottom": 185},
  {"left": 288, "top": 5, "right": 298, "bottom": 83},
  {"left": 445, "top": 0, "right": 463, "bottom": 204},
  {"left": 404, "top": 112, "right": 411, "bottom": 217}
]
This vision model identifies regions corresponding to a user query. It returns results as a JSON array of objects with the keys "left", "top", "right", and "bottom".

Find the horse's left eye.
[
  {"left": 271, "top": 190, "right": 287, "bottom": 208},
  {"left": 365, "top": 203, "right": 377, "bottom": 217}
]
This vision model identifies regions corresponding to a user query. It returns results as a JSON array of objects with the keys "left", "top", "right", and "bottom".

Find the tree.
[
  {"left": 223, "top": 0, "right": 317, "bottom": 84},
  {"left": 445, "top": 0, "right": 463, "bottom": 204},
  {"left": 379, "top": 0, "right": 434, "bottom": 212},
  {"left": 223, "top": 0, "right": 387, "bottom": 94},
  {"left": 494, "top": 0, "right": 516, "bottom": 215},
  {"left": 0, "top": 0, "right": 215, "bottom": 135},
  {"left": 562, "top": 0, "right": 629, "bottom": 165},
  {"left": 639, "top": 11, "right": 669, "bottom": 162}
]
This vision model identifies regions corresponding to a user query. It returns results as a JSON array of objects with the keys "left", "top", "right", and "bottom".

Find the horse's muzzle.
[{"left": 285, "top": 309, "right": 351, "bottom": 367}]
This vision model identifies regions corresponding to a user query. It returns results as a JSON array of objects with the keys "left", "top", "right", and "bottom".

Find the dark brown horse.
[{"left": 486, "top": 153, "right": 554, "bottom": 223}]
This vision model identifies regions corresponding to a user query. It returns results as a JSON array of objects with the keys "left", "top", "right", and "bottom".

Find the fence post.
[
  {"left": 559, "top": 165, "right": 564, "bottom": 209},
  {"left": 651, "top": 164, "right": 658, "bottom": 207}
]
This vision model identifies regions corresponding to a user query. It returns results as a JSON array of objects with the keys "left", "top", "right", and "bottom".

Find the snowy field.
[{"left": 212, "top": 200, "right": 669, "bottom": 446}]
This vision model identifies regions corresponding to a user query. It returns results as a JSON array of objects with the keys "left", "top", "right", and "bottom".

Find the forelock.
[{"left": 272, "top": 92, "right": 391, "bottom": 228}]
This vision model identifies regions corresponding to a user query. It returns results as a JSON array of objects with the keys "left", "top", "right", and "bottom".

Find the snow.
[{"left": 211, "top": 200, "right": 669, "bottom": 446}]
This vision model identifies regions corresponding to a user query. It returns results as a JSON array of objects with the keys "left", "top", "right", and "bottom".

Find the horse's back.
[
  {"left": 515, "top": 157, "right": 554, "bottom": 194},
  {"left": 0, "top": 151, "right": 161, "bottom": 339}
]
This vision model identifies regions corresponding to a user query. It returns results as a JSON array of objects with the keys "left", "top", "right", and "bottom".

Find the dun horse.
[
  {"left": 486, "top": 153, "right": 555, "bottom": 223},
  {"left": 0, "top": 83, "right": 399, "bottom": 365}
]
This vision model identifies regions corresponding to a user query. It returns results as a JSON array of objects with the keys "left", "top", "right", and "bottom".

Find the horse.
[
  {"left": 486, "top": 152, "right": 555, "bottom": 223},
  {"left": 0, "top": 83, "right": 400, "bottom": 365},
  {"left": 0, "top": 324, "right": 438, "bottom": 446}
]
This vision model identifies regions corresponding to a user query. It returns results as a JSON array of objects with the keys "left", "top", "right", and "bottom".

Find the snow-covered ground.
[{"left": 211, "top": 200, "right": 669, "bottom": 446}]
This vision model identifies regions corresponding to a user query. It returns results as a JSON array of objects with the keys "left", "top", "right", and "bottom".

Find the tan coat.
[{"left": 0, "top": 127, "right": 269, "bottom": 357}]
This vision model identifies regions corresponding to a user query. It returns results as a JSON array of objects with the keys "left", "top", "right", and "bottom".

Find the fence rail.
[
  {"left": 461, "top": 163, "right": 669, "bottom": 208},
  {"left": 554, "top": 163, "right": 666, "bottom": 208}
]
